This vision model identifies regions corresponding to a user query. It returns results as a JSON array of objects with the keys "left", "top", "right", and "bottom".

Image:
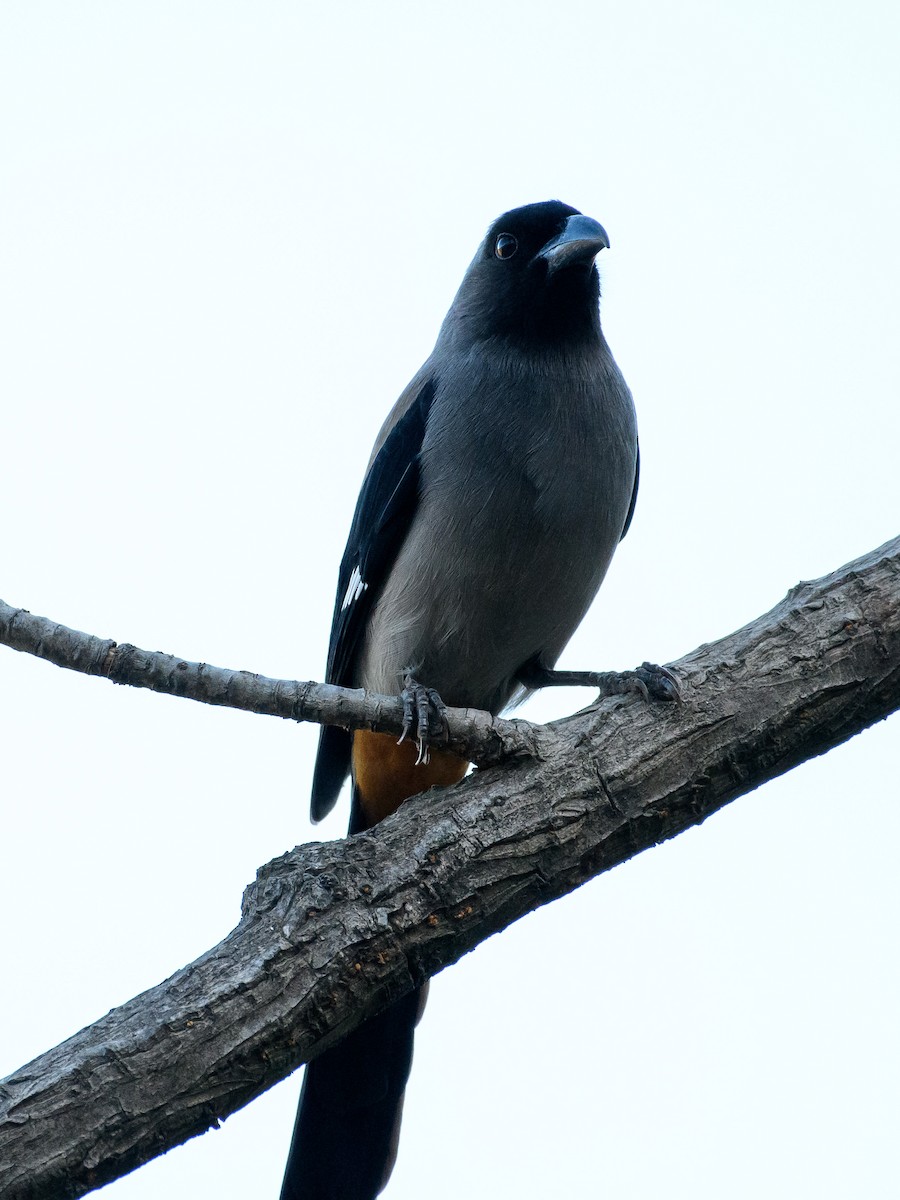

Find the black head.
[{"left": 444, "top": 200, "right": 610, "bottom": 351}]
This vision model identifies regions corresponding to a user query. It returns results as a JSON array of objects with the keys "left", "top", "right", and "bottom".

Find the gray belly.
[{"left": 356, "top": 354, "right": 637, "bottom": 713}]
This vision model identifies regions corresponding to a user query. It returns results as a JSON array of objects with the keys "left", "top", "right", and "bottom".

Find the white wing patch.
[{"left": 341, "top": 564, "right": 368, "bottom": 611}]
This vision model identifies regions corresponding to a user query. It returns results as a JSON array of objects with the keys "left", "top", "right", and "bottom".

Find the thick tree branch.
[{"left": 1, "top": 536, "right": 898, "bottom": 1199}]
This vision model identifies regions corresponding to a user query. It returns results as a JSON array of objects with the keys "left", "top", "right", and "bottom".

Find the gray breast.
[{"left": 356, "top": 344, "right": 637, "bottom": 712}]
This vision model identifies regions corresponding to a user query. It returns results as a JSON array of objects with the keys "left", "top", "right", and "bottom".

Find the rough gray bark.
[{"left": 0, "top": 536, "right": 898, "bottom": 1199}]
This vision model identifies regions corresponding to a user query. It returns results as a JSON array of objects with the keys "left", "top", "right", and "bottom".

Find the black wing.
[
  {"left": 619, "top": 439, "right": 640, "bottom": 541},
  {"left": 310, "top": 377, "right": 435, "bottom": 821}
]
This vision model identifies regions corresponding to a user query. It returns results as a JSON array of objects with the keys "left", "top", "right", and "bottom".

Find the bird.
[{"left": 280, "top": 199, "right": 677, "bottom": 1199}]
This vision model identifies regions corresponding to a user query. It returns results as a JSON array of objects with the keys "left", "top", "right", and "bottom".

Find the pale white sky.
[{"left": 1, "top": 4, "right": 898, "bottom": 1198}]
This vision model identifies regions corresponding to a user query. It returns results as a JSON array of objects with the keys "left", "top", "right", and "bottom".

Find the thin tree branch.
[
  {"left": 0, "top": 601, "right": 544, "bottom": 766},
  {"left": 0, "top": 536, "right": 898, "bottom": 1199}
]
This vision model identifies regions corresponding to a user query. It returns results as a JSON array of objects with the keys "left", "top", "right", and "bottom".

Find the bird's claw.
[
  {"left": 398, "top": 674, "right": 449, "bottom": 764},
  {"left": 586, "top": 662, "right": 681, "bottom": 704},
  {"left": 626, "top": 662, "right": 681, "bottom": 703}
]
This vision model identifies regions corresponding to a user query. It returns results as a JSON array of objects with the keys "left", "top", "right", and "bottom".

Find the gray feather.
[{"left": 356, "top": 321, "right": 637, "bottom": 712}]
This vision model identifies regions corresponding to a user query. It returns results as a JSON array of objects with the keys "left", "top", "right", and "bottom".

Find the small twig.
[{"left": 0, "top": 601, "right": 542, "bottom": 767}]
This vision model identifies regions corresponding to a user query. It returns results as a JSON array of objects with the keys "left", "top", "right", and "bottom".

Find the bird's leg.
[
  {"left": 398, "top": 672, "right": 450, "bottom": 765},
  {"left": 517, "top": 660, "right": 681, "bottom": 703}
]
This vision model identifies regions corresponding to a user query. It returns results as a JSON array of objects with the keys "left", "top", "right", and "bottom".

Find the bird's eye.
[{"left": 494, "top": 233, "right": 518, "bottom": 260}]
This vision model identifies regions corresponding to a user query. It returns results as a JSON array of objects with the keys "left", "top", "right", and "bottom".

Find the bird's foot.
[
  {"left": 588, "top": 661, "right": 681, "bottom": 703},
  {"left": 398, "top": 673, "right": 449, "bottom": 765},
  {"left": 519, "top": 660, "right": 681, "bottom": 703}
]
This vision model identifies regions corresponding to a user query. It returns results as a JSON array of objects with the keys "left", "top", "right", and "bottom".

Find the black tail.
[{"left": 280, "top": 989, "right": 421, "bottom": 1200}]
